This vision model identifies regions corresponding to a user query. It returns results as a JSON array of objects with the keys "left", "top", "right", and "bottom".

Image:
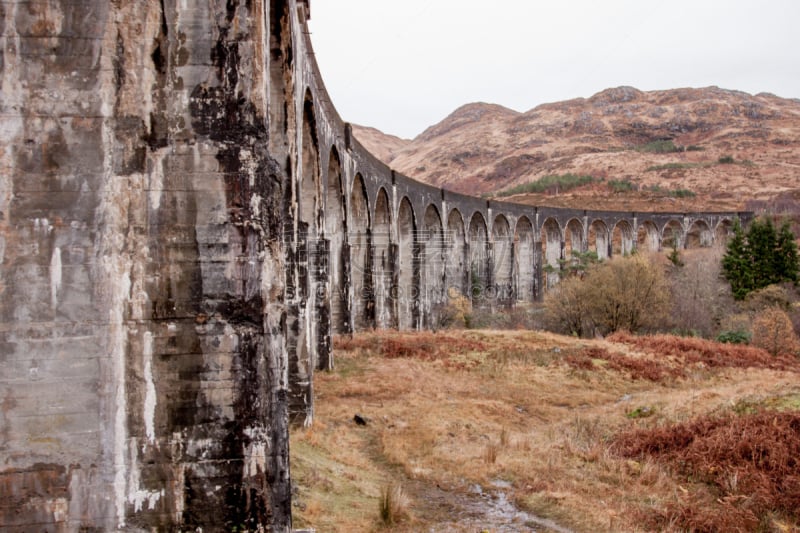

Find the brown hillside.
[
  {"left": 354, "top": 87, "right": 800, "bottom": 212},
  {"left": 350, "top": 124, "right": 410, "bottom": 164}
]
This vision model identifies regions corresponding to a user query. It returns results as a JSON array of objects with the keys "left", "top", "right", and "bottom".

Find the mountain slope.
[{"left": 354, "top": 87, "right": 800, "bottom": 212}]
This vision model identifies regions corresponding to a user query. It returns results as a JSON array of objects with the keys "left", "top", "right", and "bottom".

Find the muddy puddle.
[{"left": 408, "top": 479, "right": 574, "bottom": 533}]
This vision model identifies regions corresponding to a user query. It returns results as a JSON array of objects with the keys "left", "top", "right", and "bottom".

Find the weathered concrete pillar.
[{"left": 0, "top": 1, "right": 296, "bottom": 530}]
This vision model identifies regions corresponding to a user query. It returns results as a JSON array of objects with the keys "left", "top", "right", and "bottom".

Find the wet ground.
[{"left": 406, "top": 479, "right": 574, "bottom": 533}]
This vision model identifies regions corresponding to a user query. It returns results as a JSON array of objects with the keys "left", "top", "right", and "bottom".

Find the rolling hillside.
[{"left": 353, "top": 87, "right": 800, "bottom": 212}]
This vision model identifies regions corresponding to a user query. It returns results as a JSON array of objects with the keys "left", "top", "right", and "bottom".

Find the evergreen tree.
[
  {"left": 748, "top": 217, "right": 778, "bottom": 287},
  {"left": 722, "top": 220, "right": 753, "bottom": 300},
  {"left": 722, "top": 217, "right": 799, "bottom": 300},
  {"left": 774, "top": 220, "right": 799, "bottom": 283}
]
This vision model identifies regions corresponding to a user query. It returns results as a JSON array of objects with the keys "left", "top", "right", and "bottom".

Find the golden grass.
[{"left": 291, "top": 329, "right": 800, "bottom": 532}]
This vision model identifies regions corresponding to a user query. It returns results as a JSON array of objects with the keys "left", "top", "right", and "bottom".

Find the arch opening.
[
  {"left": 662, "top": 220, "right": 684, "bottom": 250},
  {"left": 397, "top": 198, "right": 417, "bottom": 330},
  {"left": 446, "top": 209, "right": 468, "bottom": 304},
  {"left": 564, "top": 218, "right": 585, "bottom": 269},
  {"left": 541, "top": 217, "right": 562, "bottom": 289},
  {"left": 325, "top": 147, "right": 347, "bottom": 342},
  {"left": 686, "top": 219, "right": 713, "bottom": 248},
  {"left": 373, "top": 188, "right": 393, "bottom": 329},
  {"left": 588, "top": 220, "right": 609, "bottom": 260},
  {"left": 636, "top": 221, "right": 660, "bottom": 252},
  {"left": 514, "top": 217, "right": 535, "bottom": 302},
  {"left": 468, "top": 212, "right": 489, "bottom": 303},
  {"left": 349, "top": 174, "right": 372, "bottom": 330},
  {"left": 492, "top": 215, "right": 513, "bottom": 303},
  {"left": 715, "top": 219, "right": 734, "bottom": 247},
  {"left": 422, "top": 205, "right": 445, "bottom": 326},
  {"left": 612, "top": 220, "right": 634, "bottom": 256}
]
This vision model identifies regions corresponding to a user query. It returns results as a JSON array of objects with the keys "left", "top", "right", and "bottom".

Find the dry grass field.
[{"left": 290, "top": 329, "right": 800, "bottom": 532}]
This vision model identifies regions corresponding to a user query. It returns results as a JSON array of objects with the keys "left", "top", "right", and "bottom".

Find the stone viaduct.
[{"left": 0, "top": 0, "right": 749, "bottom": 530}]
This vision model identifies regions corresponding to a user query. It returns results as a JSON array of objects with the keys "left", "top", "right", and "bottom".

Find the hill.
[{"left": 353, "top": 87, "right": 800, "bottom": 212}]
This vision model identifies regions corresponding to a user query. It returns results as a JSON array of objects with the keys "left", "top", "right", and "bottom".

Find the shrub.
[
  {"left": 545, "top": 256, "right": 670, "bottom": 336},
  {"left": 643, "top": 183, "right": 698, "bottom": 197},
  {"left": 718, "top": 154, "right": 736, "bottom": 164},
  {"left": 430, "top": 290, "right": 472, "bottom": 330},
  {"left": 743, "top": 284, "right": 792, "bottom": 312},
  {"left": 751, "top": 307, "right": 800, "bottom": 356},
  {"left": 496, "top": 173, "right": 595, "bottom": 196},
  {"left": 670, "top": 188, "right": 696, "bottom": 198},
  {"left": 636, "top": 140, "right": 681, "bottom": 153},
  {"left": 584, "top": 256, "right": 670, "bottom": 335},
  {"left": 716, "top": 330, "right": 751, "bottom": 344},
  {"left": 646, "top": 162, "right": 701, "bottom": 171},
  {"left": 626, "top": 406, "right": 655, "bottom": 419},
  {"left": 608, "top": 331, "right": 800, "bottom": 371},
  {"left": 608, "top": 179, "right": 635, "bottom": 193},
  {"left": 544, "top": 275, "right": 593, "bottom": 337},
  {"left": 667, "top": 248, "right": 735, "bottom": 337}
]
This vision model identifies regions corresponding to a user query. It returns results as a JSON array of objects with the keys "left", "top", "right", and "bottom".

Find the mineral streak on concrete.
[{"left": 0, "top": 0, "right": 749, "bottom": 530}]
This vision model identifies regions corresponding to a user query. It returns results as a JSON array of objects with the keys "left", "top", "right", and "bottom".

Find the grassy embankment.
[{"left": 291, "top": 329, "right": 800, "bottom": 532}]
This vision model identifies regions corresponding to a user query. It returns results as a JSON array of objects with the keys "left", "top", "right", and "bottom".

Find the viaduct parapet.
[{"left": 0, "top": 1, "right": 749, "bottom": 530}]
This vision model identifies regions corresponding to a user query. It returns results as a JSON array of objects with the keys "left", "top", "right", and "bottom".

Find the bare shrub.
[
  {"left": 586, "top": 255, "right": 670, "bottom": 334},
  {"left": 544, "top": 255, "right": 670, "bottom": 336},
  {"left": 430, "top": 291, "right": 473, "bottom": 331},
  {"left": 563, "top": 351, "right": 594, "bottom": 370},
  {"left": 667, "top": 248, "right": 735, "bottom": 337},
  {"left": 752, "top": 307, "right": 800, "bottom": 356},
  {"left": 590, "top": 347, "right": 681, "bottom": 381},
  {"left": 743, "top": 283, "right": 793, "bottom": 313},
  {"left": 544, "top": 275, "right": 592, "bottom": 337}
]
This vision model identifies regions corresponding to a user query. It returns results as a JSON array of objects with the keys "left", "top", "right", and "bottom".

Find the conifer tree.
[
  {"left": 722, "top": 217, "right": 799, "bottom": 300},
  {"left": 748, "top": 217, "right": 778, "bottom": 287},
  {"left": 774, "top": 220, "right": 799, "bottom": 284},
  {"left": 722, "top": 220, "right": 753, "bottom": 300}
]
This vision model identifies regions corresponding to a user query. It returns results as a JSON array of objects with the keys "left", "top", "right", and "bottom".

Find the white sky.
[{"left": 307, "top": 1, "right": 800, "bottom": 140}]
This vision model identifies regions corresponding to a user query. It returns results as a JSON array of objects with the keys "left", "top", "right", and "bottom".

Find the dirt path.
[{"left": 403, "top": 479, "right": 573, "bottom": 533}]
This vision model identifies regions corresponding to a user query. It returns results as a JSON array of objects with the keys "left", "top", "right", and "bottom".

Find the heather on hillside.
[{"left": 496, "top": 173, "right": 595, "bottom": 197}]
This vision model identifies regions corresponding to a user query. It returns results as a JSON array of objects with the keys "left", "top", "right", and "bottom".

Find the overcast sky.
[{"left": 307, "top": 1, "right": 800, "bottom": 140}]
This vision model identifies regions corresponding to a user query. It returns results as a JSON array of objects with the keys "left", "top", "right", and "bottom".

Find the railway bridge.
[{"left": 0, "top": 0, "right": 750, "bottom": 530}]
